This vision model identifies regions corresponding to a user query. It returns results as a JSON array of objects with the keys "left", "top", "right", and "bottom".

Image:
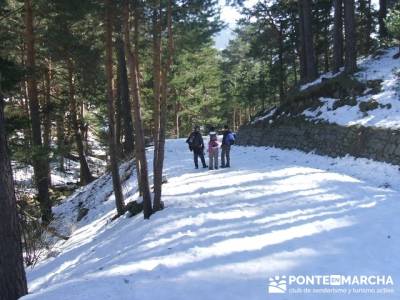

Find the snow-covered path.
[{"left": 24, "top": 139, "right": 400, "bottom": 300}]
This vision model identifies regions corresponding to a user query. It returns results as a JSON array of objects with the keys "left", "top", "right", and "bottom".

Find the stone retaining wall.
[{"left": 237, "top": 116, "right": 400, "bottom": 165}]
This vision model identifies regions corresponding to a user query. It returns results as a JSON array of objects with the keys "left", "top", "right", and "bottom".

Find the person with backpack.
[
  {"left": 208, "top": 127, "right": 219, "bottom": 170},
  {"left": 186, "top": 125, "right": 207, "bottom": 169},
  {"left": 221, "top": 125, "right": 235, "bottom": 168}
]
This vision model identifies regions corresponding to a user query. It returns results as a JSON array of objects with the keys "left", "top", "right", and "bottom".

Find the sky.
[
  {"left": 214, "top": 0, "right": 381, "bottom": 50},
  {"left": 214, "top": 0, "right": 258, "bottom": 50}
]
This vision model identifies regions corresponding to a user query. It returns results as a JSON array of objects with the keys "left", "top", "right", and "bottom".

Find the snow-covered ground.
[
  {"left": 302, "top": 48, "right": 400, "bottom": 128},
  {"left": 13, "top": 160, "right": 79, "bottom": 188},
  {"left": 21, "top": 138, "right": 400, "bottom": 299},
  {"left": 12, "top": 130, "right": 107, "bottom": 193}
]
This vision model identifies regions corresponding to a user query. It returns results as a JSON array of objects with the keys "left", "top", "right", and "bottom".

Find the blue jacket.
[{"left": 222, "top": 130, "right": 235, "bottom": 145}]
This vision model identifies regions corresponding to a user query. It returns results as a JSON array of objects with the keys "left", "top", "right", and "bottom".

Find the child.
[{"left": 208, "top": 127, "right": 219, "bottom": 170}]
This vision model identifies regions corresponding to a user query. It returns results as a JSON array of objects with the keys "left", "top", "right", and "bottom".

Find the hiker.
[
  {"left": 186, "top": 125, "right": 207, "bottom": 169},
  {"left": 208, "top": 127, "right": 219, "bottom": 170},
  {"left": 221, "top": 125, "right": 235, "bottom": 168}
]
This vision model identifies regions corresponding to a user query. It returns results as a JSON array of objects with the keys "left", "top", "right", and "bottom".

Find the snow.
[
  {"left": 300, "top": 71, "right": 342, "bottom": 91},
  {"left": 12, "top": 130, "right": 107, "bottom": 195},
  {"left": 302, "top": 48, "right": 400, "bottom": 128},
  {"left": 251, "top": 108, "right": 277, "bottom": 124},
  {"left": 22, "top": 139, "right": 400, "bottom": 300}
]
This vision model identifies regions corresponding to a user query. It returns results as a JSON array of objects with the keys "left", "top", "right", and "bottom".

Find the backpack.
[
  {"left": 227, "top": 132, "right": 235, "bottom": 145},
  {"left": 187, "top": 132, "right": 203, "bottom": 150}
]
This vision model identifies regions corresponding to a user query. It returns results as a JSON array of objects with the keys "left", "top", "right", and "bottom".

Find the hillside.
[
  {"left": 22, "top": 139, "right": 400, "bottom": 300},
  {"left": 253, "top": 48, "right": 400, "bottom": 128}
]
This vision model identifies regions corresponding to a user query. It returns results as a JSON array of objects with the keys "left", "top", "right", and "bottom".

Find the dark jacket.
[
  {"left": 222, "top": 130, "right": 235, "bottom": 146},
  {"left": 186, "top": 131, "right": 204, "bottom": 152}
]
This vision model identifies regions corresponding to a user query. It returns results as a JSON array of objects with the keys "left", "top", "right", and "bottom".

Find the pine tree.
[
  {"left": 299, "top": 0, "right": 318, "bottom": 82},
  {"left": 105, "top": 0, "right": 125, "bottom": 216},
  {"left": 344, "top": 0, "right": 357, "bottom": 73},
  {"left": 386, "top": 6, "right": 400, "bottom": 55},
  {"left": 24, "top": 0, "right": 52, "bottom": 222},
  {"left": 379, "top": 0, "right": 388, "bottom": 39},
  {"left": 0, "top": 59, "right": 28, "bottom": 300},
  {"left": 333, "top": 0, "right": 344, "bottom": 73},
  {"left": 123, "top": 0, "right": 153, "bottom": 219},
  {"left": 115, "top": 33, "right": 135, "bottom": 156},
  {"left": 153, "top": 0, "right": 174, "bottom": 212}
]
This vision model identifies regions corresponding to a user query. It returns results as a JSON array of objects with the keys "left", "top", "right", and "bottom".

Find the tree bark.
[
  {"left": 105, "top": 0, "right": 125, "bottom": 216},
  {"left": 344, "top": 0, "right": 357, "bottom": 74},
  {"left": 232, "top": 107, "right": 236, "bottom": 131},
  {"left": 115, "top": 75, "right": 123, "bottom": 158},
  {"left": 56, "top": 107, "right": 65, "bottom": 172},
  {"left": 300, "top": 0, "right": 318, "bottom": 82},
  {"left": 43, "top": 60, "right": 52, "bottom": 186},
  {"left": 153, "top": 0, "right": 174, "bottom": 212},
  {"left": 359, "top": 0, "right": 373, "bottom": 54},
  {"left": 132, "top": 3, "right": 143, "bottom": 196},
  {"left": 323, "top": 17, "right": 330, "bottom": 73},
  {"left": 0, "top": 78, "right": 28, "bottom": 300},
  {"left": 379, "top": 0, "right": 388, "bottom": 39},
  {"left": 175, "top": 100, "right": 180, "bottom": 138},
  {"left": 152, "top": 1, "right": 162, "bottom": 174},
  {"left": 278, "top": 23, "right": 285, "bottom": 102},
  {"left": 333, "top": 0, "right": 344, "bottom": 73},
  {"left": 123, "top": 0, "right": 152, "bottom": 219},
  {"left": 115, "top": 36, "right": 135, "bottom": 157},
  {"left": 298, "top": 0, "right": 307, "bottom": 83},
  {"left": 366, "top": 0, "right": 373, "bottom": 52},
  {"left": 67, "top": 59, "right": 94, "bottom": 185},
  {"left": 24, "top": 0, "right": 52, "bottom": 223}
]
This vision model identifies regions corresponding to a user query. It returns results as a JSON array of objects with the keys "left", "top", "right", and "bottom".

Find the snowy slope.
[
  {"left": 12, "top": 129, "right": 107, "bottom": 196},
  {"left": 302, "top": 48, "right": 400, "bottom": 128},
  {"left": 253, "top": 48, "right": 400, "bottom": 129},
  {"left": 22, "top": 139, "right": 400, "bottom": 300}
]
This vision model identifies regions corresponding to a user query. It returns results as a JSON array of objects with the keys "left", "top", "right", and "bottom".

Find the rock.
[
  {"left": 77, "top": 207, "right": 89, "bottom": 222},
  {"left": 359, "top": 99, "right": 379, "bottom": 112},
  {"left": 333, "top": 97, "right": 357, "bottom": 110},
  {"left": 126, "top": 201, "right": 143, "bottom": 217}
]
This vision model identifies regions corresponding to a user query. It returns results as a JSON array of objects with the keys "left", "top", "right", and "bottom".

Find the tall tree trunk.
[
  {"left": 344, "top": 0, "right": 357, "bottom": 74},
  {"left": 278, "top": 24, "right": 285, "bottom": 102},
  {"left": 43, "top": 60, "right": 52, "bottom": 186},
  {"left": 116, "top": 36, "right": 135, "bottom": 156},
  {"left": 123, "top": 0, "right": 152, "bottom": 219},
  {"left": 56, "top": 108, "right": 65, "bottom": 172},
  {"left": 366, "top": 0, "right": 373, "bottom": 52},
  {"left": 67, "top": 59, "right": 93, "bottom": 185},
  {"left": 298, "top": 0, "right": 307, "bottom": 83},
  {"left": 105, "top": 0, "right": 125, "bottom": 216},
  {"left": 20, "top": 41, "right": 32, "bottom": 149},
  {"left": 24, "top": 0, "right": 52, "bottom": 223},
  {"left": 115, "top": 76, "right": 123, "bottom": 159},
  {"left": 153, "top": 0, "right": 174, "bottom": 212},
  {"left": 323, "top": 21, "right": 330, "bottom": 73},
  {"left": 292, "top": 49, "right": 298, "bottom": 86},
  {"left": 152, "top": 2, "right": 162, "bottom": 174},
  {"left": 175, "top": 100, "right": 180, "bottom": 138},
  {"left": 357, "top": 0, "right": 373, "bottom": 55},
  {"left": 333, "top": 0, "right": 344, "bottom": 73},
  {"left": 0, "top": 84, "right": 28, "bottom": 300},
  {"left": 232, "top": 107, "right": 236, "bottom": 131},
  {"left": 133, "top": 3, "right": 143, "bottom": 196},
  {"left": 359, "top": 0, "right": 373, "bottom": 54},
  {"left": 133, "top": 0, "right": 141, "bottom": 79},
  {"left": 300, "top": 0, "right": 318, "bottom": 82},
  {"left": 379, "top": 0, "right": 388, "bottom": 40}
]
